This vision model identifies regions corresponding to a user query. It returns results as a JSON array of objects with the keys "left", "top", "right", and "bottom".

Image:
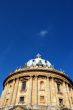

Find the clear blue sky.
[{"left": 0, "top": 0, "right": 73, "bottom": 95}]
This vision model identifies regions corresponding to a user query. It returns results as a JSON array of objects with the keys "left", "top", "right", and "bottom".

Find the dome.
[
  {"left": 1, "top": 53, "right": 73, "bottom": 110},
  {"left": 26, "top": 53, "right": 52, "bottom": 67}
]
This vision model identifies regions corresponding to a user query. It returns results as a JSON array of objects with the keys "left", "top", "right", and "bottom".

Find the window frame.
[
  {"left": 21, "top": 81, "right": 26, "bottom": 91},
  {"left": 57, "top": 83, "right": 61, "bottom": 93},
  {"left": 40, "top": 81, "right": 45, "bottom": 91},
  {"left": 59, "top": 98, "right": 63, "bottom": 106},
  {"left": 40, "top": 96, "right": 45, "bottom": 104},
  {"left": 19, "top": 96, "right": 25, "bottom": 103}
]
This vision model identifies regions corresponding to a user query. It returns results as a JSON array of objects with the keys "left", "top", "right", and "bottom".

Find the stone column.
[
  {"left": 11, "top": 78, "right": 19, "bottom": 105},
  {"left": 54, "top": 80, "right": 58, "bottom": 106},
  {"left": 71, "top": 88, "right": 73, "bottom": 109},
  {"left": 34, "top": 76, "right": 38, "bottom": 105},
  {"left": 63, "top": 82, "right": 70, "bottom": 108},
  {"left": 46, "top": 77, "right": 50, "bottom": 106},
  {"left": 9, "top": 80, "right": 15, "bottom": 105},
  {"left": 15, "top": 79, "right": 21, "bottom": 105},
  {"left": 71, "top": 88, "right": 73, "bottom": 98},
  {"left": 1, "top": 88, "right": 5, "bottom": 106},
  {"left": 50, "top": 78, "right": 56, "bottom": 106},
  {"left": 1, "top": 83, "right": 8, "bottom": 106},
  {"left": 28, "top": 76, "right": 33, "bottom": 106},
  {"left": 32, "top": 76, "right": 38, "bottom": 107},
  {"left": 66, "top": 84, "right": 72, "bottom": 108}
]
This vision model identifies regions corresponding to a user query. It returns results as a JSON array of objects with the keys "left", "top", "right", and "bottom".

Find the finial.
[{"left": 36, "top": 53, "right": 41, "bottom": 58}]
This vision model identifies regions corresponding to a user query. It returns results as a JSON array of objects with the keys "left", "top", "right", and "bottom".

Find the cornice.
[{"left": 3, "top": 67, "right": 73, "bottom": 87}]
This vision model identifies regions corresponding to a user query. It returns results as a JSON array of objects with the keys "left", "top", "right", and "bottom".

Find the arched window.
[
  {"left": 55, "top": 78, "right": 63, "bottom": 94},
  {"left": 40, "top": 81, "right": 45, "bottom": 90},
  {"left": 59, "top": 98, "right": 63, "bottom": 106},
  {"left": 57, "top": 82, "right": 62, "bottom": 94},
  {"left": 57, "top": 83, "right": 60, "bottom": 93},
  {"left": 21, "top": 81, "right": 26, "bottom": 91}
]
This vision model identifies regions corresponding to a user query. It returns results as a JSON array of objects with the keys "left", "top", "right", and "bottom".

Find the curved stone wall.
[{"left": 0, "top": 68, "right": 73, "bottom": 110}]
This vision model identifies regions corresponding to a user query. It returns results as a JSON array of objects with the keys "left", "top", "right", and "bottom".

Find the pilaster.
[
  {"left": 71, "top": 88, "right": 73, "bottom": 108},
  {"left": 50, "top": 78, "right": 56, "bottom": 106},
  {"left": 63, "top": 82, "right": 70, "bottom": 108},
  {"left": 3, "top": 83, "right": 9, "bottom": 106},
  {"left": 32, "top": 76, "right": 38, "bottom": 106},
  {"left": 11, "top": 78, "right": 19, "bottom": 105},
  {"left": 66, "top": 84, "right": 72, "bottom": 108},
  {"left": 9, "top": 80, "right": 15, "bottom": 105},
  {"left": 28, "top": 76, "right": 33, "bottom": 106},
  {"left": 46, "top": 77, "right": 50, "bottom": 105}
]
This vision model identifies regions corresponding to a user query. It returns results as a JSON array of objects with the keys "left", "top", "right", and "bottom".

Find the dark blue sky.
[{"left": 0, "top": 0, "right": 73, "bottom": 95}]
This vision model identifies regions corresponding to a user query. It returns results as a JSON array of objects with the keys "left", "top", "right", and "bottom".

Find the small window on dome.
[
  {"left": 33, "top": 59, "right": 35, "bottom": 62},
  {"left": 45, "top": 60, "right": 47, "bottom": 63}
]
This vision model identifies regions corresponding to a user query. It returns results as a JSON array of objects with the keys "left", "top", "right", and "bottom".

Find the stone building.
[{"left": 0, "top": 54, "right": 73, "bottom": 110}]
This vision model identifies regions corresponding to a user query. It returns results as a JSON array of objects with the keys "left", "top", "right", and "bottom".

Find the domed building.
[{"left": 0, "top": 54, "right": 73, "bottom": 110}]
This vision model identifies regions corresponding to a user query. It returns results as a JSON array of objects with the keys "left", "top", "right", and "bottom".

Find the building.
[{"left": 0, "top": 54, "right": 73, "bottom": 110}]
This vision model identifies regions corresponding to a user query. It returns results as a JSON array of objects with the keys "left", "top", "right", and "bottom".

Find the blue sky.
[{"left": 0, "top": 0, "right": 73, "bottom": 95}]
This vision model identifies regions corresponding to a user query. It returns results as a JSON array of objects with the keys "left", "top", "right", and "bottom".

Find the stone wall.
[{"left": 0, "top": 68, "right": 73, "bottom": 110}]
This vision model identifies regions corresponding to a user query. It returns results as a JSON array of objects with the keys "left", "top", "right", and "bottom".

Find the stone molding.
[
  {"left": 0, "top": 105, "right": 73, "bottom": 110},
  {"left": 3, "top": 68, "right": 73, "bottom": 87}
]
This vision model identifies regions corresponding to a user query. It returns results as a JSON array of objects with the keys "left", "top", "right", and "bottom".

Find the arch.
[{"left": 40, "top": 81, "right": 45, "bottom": 90}]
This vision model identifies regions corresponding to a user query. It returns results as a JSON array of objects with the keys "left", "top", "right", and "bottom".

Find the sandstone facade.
[{"left": 0, "top": 54, "right": 73, "bottom": 110}]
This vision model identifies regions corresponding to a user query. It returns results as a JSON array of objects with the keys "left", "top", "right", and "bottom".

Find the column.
[
  {"left": 32, "top": 76, "right": 38, "bottom": 106},
  {"left": 50, "top": 78, "right": 56, "bottom": 106},
  {"left": 9, "top": 80, "right": 15, "bottom": 105},
  {"left": 46, "top": 77, "right": 50, "bottom": 106},
  {"left": 11, "top": 78, "right": 19, "bottom": 105},
  {"left": 15, "top": 79, "right": 20, "bottom": 104},
  {"left": 28, "top": 76, "right": 33, "bottom": 105},
  {"left": 34, "top": 76, "right": 38, "bottom": 105},
  {"left": 54, "top": 80, "right": 58, "bottom": 106},
  {"left": 71, "top": 88, "right": 73, "bottom": 109},
  {"left": 2, "top": 83, "right": 9, "bottom": 106},
  {"left": 66, "top": 84, "right": 71, "bottom": 108},
  {"left": 63, "top": 82, "right": 70, "bottom": 108}
]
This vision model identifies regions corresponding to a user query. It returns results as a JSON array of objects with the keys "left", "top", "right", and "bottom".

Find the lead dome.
[
  {"left": 26, "top": 53, "right": 52, "bottom": 68},
  {"left": 0, "top": 53, "right": 73, "bottom": 110}
]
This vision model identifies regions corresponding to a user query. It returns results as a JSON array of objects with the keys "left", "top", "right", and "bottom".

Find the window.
[
  {"left": 21, "top": 81, "right": 26, "bottom": 91},
  {"left": 40, "top": 81, "right": 45, "bottom": 90},
  {"left": 5, "top": 99, "right": 9, "bottom": 105},
  {"left": 68, "top": 85, "right": 71, "bottom": 91},
  {"left": 59, "top": 98, "right": 63, "bottom": 106},
  {"left": 57, "top": 83, "right": 61, "bottom": 93},
  {"left": 20, "top": 96, "right": 24, "bottom": 103},
  {"left": 40, "top": 96, "right": 45, "bottom": 103}
]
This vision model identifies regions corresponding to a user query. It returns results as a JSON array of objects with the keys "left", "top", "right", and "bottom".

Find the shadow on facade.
[{"left": 1, "top": 105, "right": 72, "bottom": 110}]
